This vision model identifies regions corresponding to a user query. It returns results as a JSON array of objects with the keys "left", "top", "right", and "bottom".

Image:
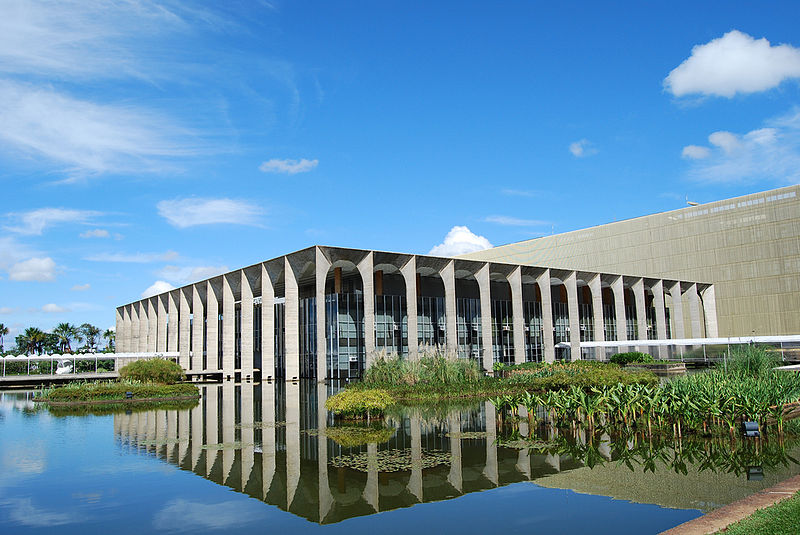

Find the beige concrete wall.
[{"left": 462, "top": 185, "right": 800, "bottom": 336}]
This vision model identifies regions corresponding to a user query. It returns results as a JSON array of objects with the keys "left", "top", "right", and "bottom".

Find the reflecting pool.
[{"left": 2, "top": 384, "right": 799, "bottom": 534}]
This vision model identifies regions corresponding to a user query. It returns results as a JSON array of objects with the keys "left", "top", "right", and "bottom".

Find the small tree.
[{"left": 0, "top": 323, "right": 8, "bottom": 353}]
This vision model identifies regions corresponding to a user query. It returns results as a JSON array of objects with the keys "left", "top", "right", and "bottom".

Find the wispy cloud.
[
  {"left": 429, "top": 226, "right": 493, "bottom": 257},
  {"left": 157, "top": 198, "right": 263, "bottom": 228},
  {"left": 8, "top": 257, "right": 58, "bottom": 282},
  {"left": 683, "top": 108, "right": 800, "bottom": 184},
  {"left": 569, "top": 139, "right": 597, "bottom": 158},
  {"left": 156, "top": 265, "right": 228, "bottom": 285},
  {"left": 85, "top": 251, "right": 179, "bottom": 263},
  {"left": 5, "top": 208, "right": 102, "bottom": 235},
  {"left": 41, "top": 303, "right": 69, "bottom": 313},
  {"left": 501, "top": 189, "right": 540, "bottom": 198},
  {"left": 79, "top": 229, "right": 110, "bottom": 239},
  {"left": 142, "top": 281, "right": 175, "bottom": 298},
  {"left": 665, "top": 30, "right": 800, "bottom": 98},
  {"left": 484, "top": 215, "right": 549, "bottom": 227},
  {"left": 259, "top": 158, "right": 318, "bottom": 174},
  {"left": 71, "top": 283, "right": 90, "bottom": 291}
]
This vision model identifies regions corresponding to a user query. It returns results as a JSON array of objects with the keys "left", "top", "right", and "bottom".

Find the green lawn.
[{"left": 718, "top": 491, "right": 800, "bottom": 534}]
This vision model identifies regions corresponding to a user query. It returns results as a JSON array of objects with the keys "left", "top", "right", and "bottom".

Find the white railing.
[{"left": 1, "top": 352, "right": 178, "bottom": 377}]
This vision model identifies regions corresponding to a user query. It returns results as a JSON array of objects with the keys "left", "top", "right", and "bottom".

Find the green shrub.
[
  {"left": 609, "top": 352, "right": 654, "bottom": 367},
  {"left": 723, "top": 345, "right": 782, "bottom": 377},
  {"left": 326, "top": 425, "right": 397, "bottom": 447},
  {"left": 325, "top": 388, "right": 394, "bottom": 420},
  {"left": 119, "top": 358, "right": 185, "bottom": 384},
  {"left": 507, "top": 360, "right": 658, "bottom": 390},
  {"left": 38, "top": 381, "right": 199, "bottom": 402},
  {"left": 364, "top": 353, "right": 483, "bottom": 386}
]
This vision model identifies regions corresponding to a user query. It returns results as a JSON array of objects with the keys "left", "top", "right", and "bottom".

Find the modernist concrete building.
[
  {"left": 463, "top": 184, "right": 800, "bottom": 337},
  {"left": 115, "top": 246, "right": 714, "bottom": 380}
]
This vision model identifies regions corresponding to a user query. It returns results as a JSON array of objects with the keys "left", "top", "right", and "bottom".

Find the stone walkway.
[{"left": 661, "top": 473, "right": 800, "bottom": 534}]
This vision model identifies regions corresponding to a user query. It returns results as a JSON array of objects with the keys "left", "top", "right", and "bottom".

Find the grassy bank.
[
  {"left": 716, "top": 491, "right": 800, "bottom": 535},
  {"left": 36, "top": 380, "right": 199, "bottom": 403}
]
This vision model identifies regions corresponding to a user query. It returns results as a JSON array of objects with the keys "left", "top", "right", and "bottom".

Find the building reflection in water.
[{"left": 113, "top": 383, "right": 578, "bottom": 524}]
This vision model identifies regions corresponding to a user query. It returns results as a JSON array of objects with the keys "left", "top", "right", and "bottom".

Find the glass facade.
[
  {"left": 456, "top": 297, "right": 482, "bottom": 359},
  {"left": 491, "top": 300, "right": 514, "bottom": 365},
  {"left": 253, "top": 302, "right": 262, "bottom": 371},
  {"left": 553, "top": 301, "right": 569, "bottom": 360},
  {"left": 299, "top": 297, "right": 316, "bottom": 378},
  {"left": 523, "top": 301, "right": 542, "bottom": 362},
  {"left": 374, "top": 295, "right": 407, "bottom": 356},
  {"left": 579, "top": 303, "right": 594, "bottom": 342},
  {"left": 603, "top": 304, "right": 616, "bottom": 341},
  {"left": 274, "top": 301, "right": 285, "bottom": 378},
  {"left": 325, "top": 293, "right": 364, "bottom": 380},
  {"left": 625, "top": 304, "right": 638, "bottom": 340},
  {"left": 417, "top": 296, "right": 446, "bottom": 348}
]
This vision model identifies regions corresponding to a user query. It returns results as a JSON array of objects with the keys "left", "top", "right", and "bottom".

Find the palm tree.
[
  {"left": 21, "top": 327, "right": 46, "bottom": 355},
  {"left": 52, "top": 322, "right": 78, "bottom": 353},
  {"left": 103, "top": 329, "right": 115, "bottom": 352},
  {"left": 0, "top": 323, "right": 8, "bottom": 353},
  {"left": 81, "top": 323, "right": 100, "bottom": 351}
]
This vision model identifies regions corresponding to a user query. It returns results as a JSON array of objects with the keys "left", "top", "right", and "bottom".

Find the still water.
[{"left": 2, "top": 383, "right": 798, "bottom": 534}]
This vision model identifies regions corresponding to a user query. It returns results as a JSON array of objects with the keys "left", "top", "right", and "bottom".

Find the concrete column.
[
  {"left": 261, "top": 264, "right": 275, "bottom": 379},
  {"left": 192, "top": 285, "right": 204, "bottom": 373},
  {"left": 205, "top": 385, "right": 219, "bottom": 477},
  {"left": 317, "top": 383, "right": 333, "bottom": 522},
  {"left": 241, "top": 270, "right": 254, "bottom": 377},
  {"left": 179, "top": 288, "right": 191, "bottom": 370},
  {"left": 536, "top": 269, "right": 555, "bottom": 363},
  {"left": 157, "top": 295, "right": 167, "bottom": 352},
  {"left": 148, "top": 297, "right": 157, "bottom": 352},
  {"left": 190, "top": 393, "right": 203, "bottom": 471},
  {"left": 611, "top": 276, "right": 628, "bottom": 349},
  {"left": 115, "top": 308, "right": 124, "bottom": 352},
  {"left": 130, "top": 303, "right": 140, "bottom": 353},
  {"left": 286, "top": 383, "right": 301, "bottom": 508},
  {"left": 357, "top": 252, "right": 376, "bottom": 367},
  {"left": 589, "top": 274, "right": 605, "bottom": 360},
  {"left": 447, "top": 411, "right": 463, "bottom": 493},
  {"left": 701, "top": 285, "right": 718, "bottom": 338},
  {"left": 509, "top": 267, "right": 526, "bottom": 365},
  {"left": 401, "top": 256, "right": 419, "bottom": 359},
  {"left": 178, "top": 407, "right": 190, "bottom": 468},
  {"left": 315, "top": 248, "right": 331, "bottom": 380},
  {"left": 484, "top": 401, "right": 498, "bottom": 486},
  {"left": 221, "top": 382, "right": 235, "bottom": 482},
  {"left": 652, "top": 280, "right": 667, "bottom": 359},
  {"left": 285, "top": 257, "right": 300, "bottom": 381},
  {"left": 222, "top": 274, "right": 235, "bottom": 374},
  {"left": 633, "top": 278, "right": 647, "bottom": 345},
  {"left": 240, "top": 383, "right": 255, "bottom": 494},
  {"left": 687, "top": 283, "right": 703, "bottom": 338},
  {"left": 441, "top": 260, "right": 458, "bottom": 356},
  {"left": 206, "top": 281, "right": 219, "bottom": 372},
  {"left": 476, "top": 263, "right": 494, "bottom": 371},
  {"left": 138, "top": 301, "right": 148, "bottom": 352},
  {"left": 261, "top": 382, "right": 276, "bottom": 498},
  {"left": 565, "top": 272, "right": 581, "bottom": 361},
  {"left": 122, "top": 305, "right": 132, "bottom": 353},
  {"left": 669, "top": 282, "right": 685, "bottom": 339},
  {"left": 167, "top": 291, "right": 178, "bottom": 353},
  {"left": 409, "top": 415, "right": 423, "bottom": 502}
]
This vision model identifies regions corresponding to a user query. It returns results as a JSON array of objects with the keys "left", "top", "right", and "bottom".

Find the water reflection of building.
[
  {"left": 113, "top": 384, "right": 800, "bottom": 522},
  {"left": 113, "top": 383, "right": 582, "bottom": 524}
]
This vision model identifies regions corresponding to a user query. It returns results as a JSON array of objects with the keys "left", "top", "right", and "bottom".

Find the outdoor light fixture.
[
  {"left": 742, "top": 421, "right": 760, "bottom": 438},
  {"left": 747, "top": 466, "right": 764, "bottom": 481}
]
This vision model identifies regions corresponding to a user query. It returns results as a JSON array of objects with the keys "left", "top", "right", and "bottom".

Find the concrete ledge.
[{"left": 660, "top": 473, "right": 800, "bottom": 534}]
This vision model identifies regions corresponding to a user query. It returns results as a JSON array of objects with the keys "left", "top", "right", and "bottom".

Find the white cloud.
[
  {"left": 683, "top": 109, "right": 800, "bottom": 184},
  {"left": 484, "top": 216, "right": 549, "bottom": 227},
  {"left": 71, "top": 283, "right": 90, "bottom": 291},
  {"left": 41, "top": 303, "right": 69, "bottom": 313},
  {"left": 665, "top": 30, "right": 800, "bottom": 98},
  {"left": 156, "top": 265, "right": 228, "bottom": 285},
  {"left": 569, "top": 139, "right": 597, "bottom": 158},
  {"left": 259, "top": 158, "right": 318, "bottom": 174},
  {"left": 0, "top": 236, "right": 38, "bottom": 271},
  {"left": 501, "top": 189, "right": 539, "bottom": 198},
  {"left": 153, "top": 499, "right": 266, "bottom": 531},
  {"left": 0, "top": 498, "right": 78, "bottom": 528},
  {"left": 5, "top": 208, "right": 102, "bottom": 235},
  {"left": 157, "top": 198, "right": 263, "bottom": 228},
  {"left": 0, "top": 307, "right": 17, "bottom": 314},
  {"left": 85, "top": 251, "right": 179, "bottom": 263},
  {"left": 79, "top": 229, "right": 109, "bottom": 238},
  {"left": 429, "top": 226, "right": 493, "bottom": 257},
  {"left": 142, "top": 281, "right": 175, "bottom": 298},
  {"left": 681, "top": 145, "right": 711, "bottom": 160},
  {"left": 8, "top": 257, "right": 57, "bottom": 281},
  {"left": 0, "top": 81, "right": 200, "bottom": 178}
]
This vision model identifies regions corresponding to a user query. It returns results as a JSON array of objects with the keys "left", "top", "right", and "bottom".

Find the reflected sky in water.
[{"left": 3, "top": 383, "right": 794, "bottom": 534}]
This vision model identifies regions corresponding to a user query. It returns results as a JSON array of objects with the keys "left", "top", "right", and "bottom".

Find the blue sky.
[{"left": 1, "top": 1, "right": 800, "bottom": 343}]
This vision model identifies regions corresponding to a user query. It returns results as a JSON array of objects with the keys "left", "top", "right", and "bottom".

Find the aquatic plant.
[
  {"left": 325, "top": 388, "right": 394, "bottom": 421},
  {"left": 119, "top": 358, "right": 185, "bottom": 384},
  {"left": 608, "top": 352, "right": 654, "bottom": 367},
  {"left": 326, "top": 425, "right": 397, "bottom": 447}
]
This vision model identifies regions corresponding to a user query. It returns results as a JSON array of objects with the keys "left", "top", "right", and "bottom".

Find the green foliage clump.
[
  {"left": 609, "top": 352, "right": 655, "bottom": 366},
  {"left": 119, "top": 358, "right": 185, "bottom": 384},
  {"left": 506, "top": 360, "right": 658, "bottom": 390},
  {"left": 364, "top": 354, "right": 483, "bottom": 386},
  {"left": 37, "top": 380, "right": 199, "bottom": 402},
  {"left": 326, "top": 425, "right": 397, "bottom": 447},
  {"left": 723, "top": 345, "right": 782, "bottom": 377},
  {"left": 325, "top": 388, "right": 394, "bottom": 420}
]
